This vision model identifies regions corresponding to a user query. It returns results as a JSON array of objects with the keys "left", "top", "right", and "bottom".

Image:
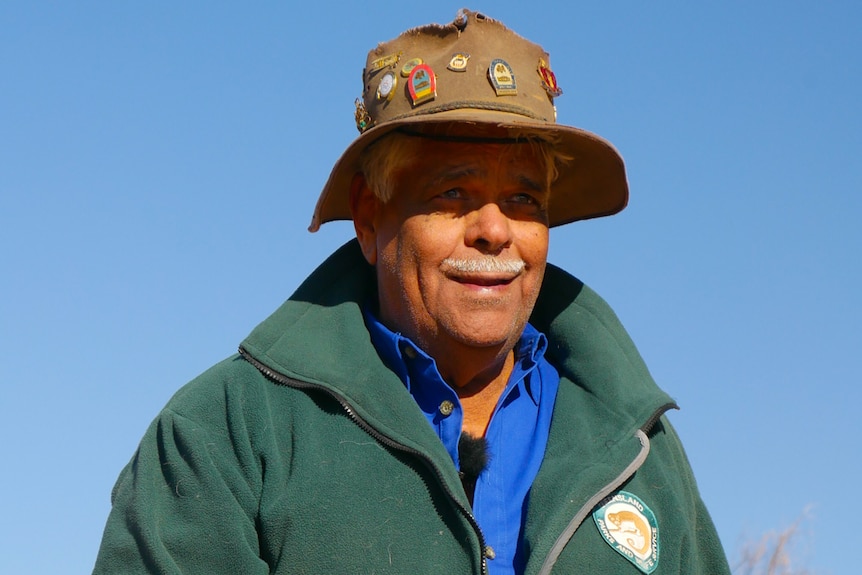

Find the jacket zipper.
[
  {"left": 535, "top": 403, "right": 676, "bottom": 575},
  {"left": 238, "top": 346, "right": 491, "bottom": 575}
]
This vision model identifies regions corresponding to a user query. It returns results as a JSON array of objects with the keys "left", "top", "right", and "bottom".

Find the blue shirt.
[{"left": 364, "top": 309, "right": 560, "bottom": 575}]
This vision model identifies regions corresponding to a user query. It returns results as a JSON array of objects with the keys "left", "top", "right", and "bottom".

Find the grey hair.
[{"left": 358, "top": 130, "right": 571, "bottom": 203}]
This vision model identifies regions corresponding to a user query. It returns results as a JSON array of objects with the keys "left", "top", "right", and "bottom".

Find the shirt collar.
[{"left": 362, "top": 306, "right": 548, "bottom": 405}]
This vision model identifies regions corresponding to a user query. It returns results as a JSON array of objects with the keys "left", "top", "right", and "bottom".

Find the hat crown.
[{"left": 357, "top": 9, "right": 559, "bottom": 133}]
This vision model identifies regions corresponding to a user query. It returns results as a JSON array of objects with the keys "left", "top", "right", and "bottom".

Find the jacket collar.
[{"left": 240, "top": 238, "right": 673, "bottom": 448}]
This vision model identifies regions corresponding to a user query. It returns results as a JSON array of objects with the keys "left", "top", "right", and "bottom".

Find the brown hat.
[{"left": 308, "top": 8, "right": 628, "bottom": 231}]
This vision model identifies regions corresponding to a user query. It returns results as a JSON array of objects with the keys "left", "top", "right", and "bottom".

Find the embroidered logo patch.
[{"left": 593, "top": 491, "right": 659, "bottom": 574}]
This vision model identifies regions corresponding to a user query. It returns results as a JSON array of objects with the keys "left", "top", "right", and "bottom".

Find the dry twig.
[{"left": 733, "top": 513, "right": 813, "bottom": 575}]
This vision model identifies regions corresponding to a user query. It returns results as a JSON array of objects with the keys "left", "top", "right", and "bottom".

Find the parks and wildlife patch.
[{"left": 593, "top": 491, "right": 660, "bottom": 574}]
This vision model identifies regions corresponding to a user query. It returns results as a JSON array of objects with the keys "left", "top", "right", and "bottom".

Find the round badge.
[
  {"left": 401, "top": 57, "right": 424, "bottom": 77},
  {"left": 377, "top": 71, "right": 397, "bottom": 102}
]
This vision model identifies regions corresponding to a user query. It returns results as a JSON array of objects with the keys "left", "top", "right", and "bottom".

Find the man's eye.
[
  {"left": 438, "top": 188, "right": 463, "bottom": 199},
  {"left": 510, "top": 192, "right": 541, "bottom": 206}
]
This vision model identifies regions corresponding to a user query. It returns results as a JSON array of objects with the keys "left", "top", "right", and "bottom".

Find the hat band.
[
  {"left": 386, "top": 99, "right": 552, "bottom": 123},
  {"left": 395, "top": 127, "right": 543, "bottom": 144}
]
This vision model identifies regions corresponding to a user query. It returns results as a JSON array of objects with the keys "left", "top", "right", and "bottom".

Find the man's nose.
[{"left": 464, "top": 202, "right": 513, "bottom": 254}]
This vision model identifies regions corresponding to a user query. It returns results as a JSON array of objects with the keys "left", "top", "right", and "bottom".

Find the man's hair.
[{"left": 358, "top": 130, "right": 571, "bottom": 203}]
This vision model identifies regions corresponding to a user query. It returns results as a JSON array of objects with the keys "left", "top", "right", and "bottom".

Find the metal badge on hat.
[
  {"left": 354, "top": 98, "right": 372, "bottom": 133},
  {"left": 376, "top": 71, "right": 398, "bottom": 102},
  {"left": 488, "top": 59, "right": 517, "bottom": 96},
  {"left": 447, "top": 52, "right": 470, "bottom": 72},
  {"left": 538, "top": 58, "right": 563, "bottom": 98},
  {"left": 369, "top": 52, "right": 401, "bottom": 74},
  {"left": 401, "top": 57, "right": 424, "bottom": 78},
  {"left": 408, "top": 63, "right": 436, "bottom": 106}
]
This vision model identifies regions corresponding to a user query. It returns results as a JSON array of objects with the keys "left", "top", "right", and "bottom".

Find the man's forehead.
[
  {"left": 412, "top": 137, "right": 546, "bottom": 168},
  {"left": 408, "top": 139, "right": 548, "bottom": 186},
  {"left": 422, "top": 164, "right": 547, "bottom": 193}
]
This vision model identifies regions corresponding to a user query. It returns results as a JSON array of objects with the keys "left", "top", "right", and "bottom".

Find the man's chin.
[{"left": 443, "top": 320, "right": 526, "bottom": 351}]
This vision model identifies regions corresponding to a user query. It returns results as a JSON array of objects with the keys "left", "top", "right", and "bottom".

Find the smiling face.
[{"left": 351, "top": 136, "right": 550, "bottom": 372}]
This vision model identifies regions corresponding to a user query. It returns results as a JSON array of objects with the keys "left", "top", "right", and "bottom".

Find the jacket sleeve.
[
  {"left": 92, "top": 406, "right": 269, "bottom": 575},
  {"left": 653, "top": 415, "right": 732, "bottom": 575}
]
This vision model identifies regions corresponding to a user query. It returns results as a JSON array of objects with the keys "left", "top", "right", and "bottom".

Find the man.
[{"left": 94, "top": 9, "right": 730, "bottom": 575}]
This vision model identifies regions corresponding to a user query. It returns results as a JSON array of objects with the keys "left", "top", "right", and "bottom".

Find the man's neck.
[
  {"left": 439, "top": 349, "right": 515, "bottom": 438},
  {"left": 367, "top": 305, "right": 522, "bottom": 437}
]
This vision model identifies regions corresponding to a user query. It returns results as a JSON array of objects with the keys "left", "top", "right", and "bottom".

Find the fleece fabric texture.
[{"left": 92, "top": 239, "right": 731, "bottom": 575}]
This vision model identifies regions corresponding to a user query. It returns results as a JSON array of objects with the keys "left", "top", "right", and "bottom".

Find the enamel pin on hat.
[
  {"left": 408, "top": 63, "right": 436, "bottom": 106},
  {"left": 447, "top": 52, "right": 470, "bottom": 72},
  {"left": 538, "top": 57, "right": 562, "bottom": 98},
  {"left": 401, "top": 57, "right": 424, "bottom": 77},
  {"left": 593, "top": 491, "right": 660, "bottom": 574},
  {"left": 488, "top": 58, "right": 517, "bottom": 95}
]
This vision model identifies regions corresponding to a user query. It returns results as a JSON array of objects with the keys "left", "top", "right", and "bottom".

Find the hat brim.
[{"left": 308, "top": 108, "right": 628, "bottom": 231}]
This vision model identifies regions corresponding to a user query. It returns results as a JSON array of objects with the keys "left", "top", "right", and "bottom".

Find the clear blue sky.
[{"left": 2, "top": 2, "right": 859, "bottom": 573}]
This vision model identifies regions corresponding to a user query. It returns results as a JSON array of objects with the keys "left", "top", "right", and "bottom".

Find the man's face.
[{"left": 354, "top": 138, "right": 550, "bottom": 362}]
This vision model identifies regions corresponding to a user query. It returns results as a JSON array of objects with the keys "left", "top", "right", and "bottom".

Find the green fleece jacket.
[{"left": 93, "top": 240, "right": 730, "bottom": 574}]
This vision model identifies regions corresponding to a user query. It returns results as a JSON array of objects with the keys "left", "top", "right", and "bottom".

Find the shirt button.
[
  {"left": 402, "top": 345, "right": 417, "bottom": 359},
  {"left": 484, "top": 545, "right": 496, "bottom": 560},
  {"left": 439, "top": 400, "right": 455, "bottom": 416}
]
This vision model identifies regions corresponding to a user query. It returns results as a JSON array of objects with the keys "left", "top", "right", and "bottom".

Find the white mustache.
[{"left": 441, "top": 257, "right": 525, "bottom": 274}]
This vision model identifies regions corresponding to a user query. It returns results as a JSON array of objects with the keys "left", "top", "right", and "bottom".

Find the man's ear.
[{"left": 349, "top": 172, "right": 379, "bottom": 266}]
